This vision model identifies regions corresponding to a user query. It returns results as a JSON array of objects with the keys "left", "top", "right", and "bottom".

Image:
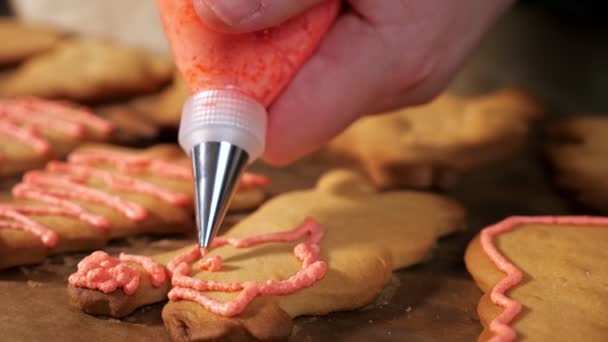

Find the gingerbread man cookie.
[
  {"left": 329, "top": 89, "right": 544, "bottom": 189},
  {"left": 0, "top": 144, "right": 268, "bottom": 270},
  {"left": 0, "top": 38, "right": 174, "bottom": 102},
  {"left": 69, "top": 170, "right": 464, "bottom": 341},
  {"left": 0, "top": 18, "right": 62, "bottom": 66},
  {"left": 465, "top": 216, "right": 608, "bottom": 341},
  {"left": 547, "top": 116, "right": 608, "bottom": 214},
  {"left": 0, "top": 97, "right": 113, "bottom": 177}
]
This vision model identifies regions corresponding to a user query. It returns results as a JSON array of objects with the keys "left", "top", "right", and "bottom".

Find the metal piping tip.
[{"left": 191, "top": 141, "right": 249, "bottom": 248}]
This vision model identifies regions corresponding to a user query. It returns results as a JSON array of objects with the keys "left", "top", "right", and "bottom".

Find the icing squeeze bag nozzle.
[{"left": 157, "top": 0, "right": 340, "bottom": 247}]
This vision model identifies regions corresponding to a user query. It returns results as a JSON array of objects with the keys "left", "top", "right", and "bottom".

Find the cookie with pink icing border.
[
  {"left": 69, "top": 169, "right": 464, "bottom": 341},
  {"left": 0, "top": 143, "right": 269, "bottom": 270},
  {"left": 0, "top": 97, "right": 114, "bottom": 177},
  {"left": 465, "top": 216, "right": 608, "bottom": 341}
]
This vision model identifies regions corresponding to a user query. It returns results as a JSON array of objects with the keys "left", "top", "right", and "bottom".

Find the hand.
[{"left": 193, "top": 0, "right": 514, "bottom": 165}]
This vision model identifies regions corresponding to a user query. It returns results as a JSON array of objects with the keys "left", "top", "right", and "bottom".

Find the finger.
[
  {"left": 262, "top": 11, "right": 438, "bottom": 166},
  {"left": 192, "top": 0, "right": 327, "bottom": 33}
]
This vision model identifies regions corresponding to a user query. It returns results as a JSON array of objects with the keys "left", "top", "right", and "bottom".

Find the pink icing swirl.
[
  {"left": 167, "top": 217, "right": 327, "bottom": 317},
  {"left": 479, "top": 216, "right": 608, "bottom": 342},
  {"left": 69, "top": 251, "right": 166, "bottom": 295}
]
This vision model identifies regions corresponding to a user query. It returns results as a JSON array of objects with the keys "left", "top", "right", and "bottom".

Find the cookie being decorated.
[
  {"left": 465, "top": 216, "right": 608, "bottom": 341},
  {"left": 69, "top": 170, "right": 464, "bottom": 341},
  {"left": 329, "top": 89, "right": 544, "bottom": 189},
  {"left": 0, "top": 144, "right": 268, "bottom": 270}
]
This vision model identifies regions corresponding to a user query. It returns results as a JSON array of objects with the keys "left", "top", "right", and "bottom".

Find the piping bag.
[{"left": 157, "top": 0, "right": 340, "bottom": 247}]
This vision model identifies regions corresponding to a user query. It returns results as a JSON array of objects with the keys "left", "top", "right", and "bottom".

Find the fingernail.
[{"left": 201, "top": 0, "right": 262, "bottom": 26}]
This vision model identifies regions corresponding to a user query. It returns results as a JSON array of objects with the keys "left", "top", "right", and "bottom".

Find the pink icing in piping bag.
[{"left": 156, "top": 0, "right": 340, "bottom": 248}]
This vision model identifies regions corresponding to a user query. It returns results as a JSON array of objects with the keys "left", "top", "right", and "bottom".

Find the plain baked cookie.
[
  {"left": 547, "top": 116, "right": 608, "bottom": 213},
  {"left": 98, "top": 73, "right": 188, "bottom": 129},
  {"left": 0, "top": 18, "right": 62, "bottom": 66},
  {"left": 465, "top": 216, "right": 608, "bottom": 341},
  {"left": 0, "top": 37, "right": 174, "bottom": 102},
  {"left": 0, "top": 144, "right": 268, "bottom": 270},
  {"left": 129, "top": 73, "right": 188, "bottom": 127},
  {"left": 69, "top": 169, "right": 465, "bottom": 341},
  {"left": 328, "top": 89, "right": 545, "bottom": 190}
]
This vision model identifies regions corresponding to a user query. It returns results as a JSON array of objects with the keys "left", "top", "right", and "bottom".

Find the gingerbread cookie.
[
  {"left": 69, "top": 169, "right": 464, "bottom": 341},
  {"left": 465, "top": 216, "right": 608, "bottom": 341},
  {"left": 99, "top": 73, "right": 187, "bottom": 129},
  {"left": 0, "top": 144, "right": 268, "bottom": 270},
  {"left": 96, "top": 105, "right": 160, "bottom": 144},
  {"left": 328, "top": 89, "right": 544, "bottom": 189},
  {"left": 0, "top": 38, "right": 174, "bottom": 102},
  {"left": 0, "top": 18, "right": 62, "bottom": 66},
  {"left": 0, "top": 97, "right": 113, "bottom": 177},
  {"left": 547, "top": 116, "right": 608, "bottom": 213},
  {"left": 129, "top": 73, "right": 188, "bottom": 127}
]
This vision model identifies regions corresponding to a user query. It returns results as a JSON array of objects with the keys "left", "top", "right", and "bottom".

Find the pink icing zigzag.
[{"left": 479, "top": 215, "right": 608, "bottom": 342}]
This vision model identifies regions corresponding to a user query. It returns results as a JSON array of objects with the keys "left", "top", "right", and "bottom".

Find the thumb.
[{"left": 192, "top": 0, "right": 327, "bottom": 33}]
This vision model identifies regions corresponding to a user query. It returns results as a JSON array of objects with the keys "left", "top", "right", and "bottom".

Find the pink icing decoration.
[
  {"left": 69, "top": 251, "right": 166, "bottom": 294},
  {"left": 69, "top": 251, "right": 140, "bottom": 295},
  {"left": 0, "top": 150, "right": 193, "bottom": 246},
  {"left": 17, "top": 171, "right": 148, "bottom": 221},
  {"left": 167, "top": 217, "right": 327, "bottom": 317},
  {"left": 0, "top": 120, "right": 50, "bottom": 155},
  {"left": 0, "top": 208, "right": 57, "bottom": 246},
  {"left": 239, "top": 173, "right": 270, "bottom": 190},
  {"left": 479, "top": 216, "right": 608, "bottom": 342},
  {"left": 68, "top": 149, "right": 192, "bottom": 179},
  {"left": 0, "top": 146, "right": 269, "bottom": 248},
  {"left": 119, "top": 253, "right": 167, "bottom": 287},
  {"left": 46, "top": 161, "right": 190, "bottom": 206},
  {"left": 0, "top": 97, "right": 112, "bottom": 159},
  {"left": 198, "top": 256, "right": 223, "bottom": 272},
  {"left": 68, "top": 149, "right": 270, "bottom": 187},
  {"left": 19, "top": 97, "right": 113, "bottom": 136}
]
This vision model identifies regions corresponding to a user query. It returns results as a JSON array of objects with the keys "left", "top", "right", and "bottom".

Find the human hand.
[{"left": 193, "top": 0, "right": 514, "bottom": 165}]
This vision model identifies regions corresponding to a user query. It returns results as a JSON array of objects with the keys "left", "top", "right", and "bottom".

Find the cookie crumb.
[{"left": 27, "top": 280, "right": 45, "bottom": 288}]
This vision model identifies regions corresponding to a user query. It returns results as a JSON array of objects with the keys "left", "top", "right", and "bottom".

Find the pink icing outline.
[
  {"left": 167, "top": 217, "right": 327, "bottom": 317},
  {"left": 479, "top": 215, "right": 608, "bottom": 342}
]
